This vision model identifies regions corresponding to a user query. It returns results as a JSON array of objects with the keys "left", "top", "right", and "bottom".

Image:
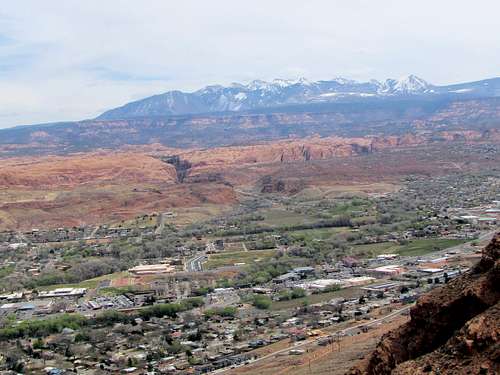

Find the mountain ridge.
[{"left": 97, "top": 75, "right": 500, "bottom": 120}]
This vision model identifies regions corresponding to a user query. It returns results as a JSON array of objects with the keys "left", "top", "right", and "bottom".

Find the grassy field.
[
  {"left": 38, "top": 271, "right": 130, "bottom": 291},
  {"left": 258, "top": 208, "right": 317, "bottom": 227},
  {"left": 222, "top": 242, "right": 248, "bottom": 252},
  {"left": 205, "top": 249, "right": 277, "bottom": 269},
  {"left": 114, "top": 215, "right": 158, "bottom": 229},
  {"left": 292, "top": 182, "right": 399, "bottom": 201},
  {"left": 288, "top": 227, "right": 351, "bottom": 241},
  {"left": 270, "top": 287, "right": 363, "bottom": 311},
  {"left": 172, "top": 205, "right": 233, "bottom": 227},
  {"left": 396, "top": 238, "right": 467, "bottom": 256},
  {"left": 0, "top": 265, "right": 15, "bottom": 279},
  {"left": 349, "top": 238, "right": 467, "bottom": 258}
]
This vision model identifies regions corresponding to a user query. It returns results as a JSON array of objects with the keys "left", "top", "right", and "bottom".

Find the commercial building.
[
  {"left": 369, "top": 265, "right": 405, "bottom": 276},
  {"left": 298, "top": 276, "right": 375, "bottom": 291},
  {"left": 128, "top": 264, "right": 176, "bottom": 275},
  {"left": 38, "top": 288, "right": 87, "bottom": 298},
  {"left": 376, "top": 254, "right": 399, "bottom": 260}
]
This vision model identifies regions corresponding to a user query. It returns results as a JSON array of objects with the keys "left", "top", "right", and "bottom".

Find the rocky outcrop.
[
  {"left": 0, "top": 152, "right": 178, "bottom": 188},
  {"left": 349, "top": 233, "right": 500, "bottom": 375},
  {"left": 260, "top": 175, "right": 306, "bottom": 194}
]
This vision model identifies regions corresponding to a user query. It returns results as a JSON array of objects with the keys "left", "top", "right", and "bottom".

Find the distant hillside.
[
  {"left": 97, "top": 75, "right": 500, "bottom": 120},
  {"left": 0, "top": 76, "right": 500, "bottom": 157}
]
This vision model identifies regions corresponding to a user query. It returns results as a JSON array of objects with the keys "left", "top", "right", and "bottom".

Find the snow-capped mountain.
[
  {"left": 97, "top": 75, "right": 500, "bottom": 120},
  {"left": 378, "top": 75, "right": 433, "bottom": 94}
]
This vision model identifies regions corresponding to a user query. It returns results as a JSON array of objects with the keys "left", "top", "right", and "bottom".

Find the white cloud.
[{"left": 0, "top": 0, "right": 499, "bottom": 128}]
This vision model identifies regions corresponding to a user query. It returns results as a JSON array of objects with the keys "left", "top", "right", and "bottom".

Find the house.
[
  {"left": 293, "top": 267, "right": 315, "bottom": 277},
  {"left": 0, "top": 292, "right": 23, "bottom": 301},
  {"left": 274, "top": 272, "right": 300, "bottom": 283},
  {"left": 376, "top": 254, "right": 399, "bottom": 260}
]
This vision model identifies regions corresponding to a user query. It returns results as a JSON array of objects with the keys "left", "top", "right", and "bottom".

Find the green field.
[
  {"left": 349, "top": 238, "right": 467, "bottom": 258},
  {"left": 221, "top": 242, "right": 247, "bottom": 252},
  {"left": 116, "top": 215, "right": 158, "bottom": 229},
  {"left": 288, "top": 227, "right": 350, "bottom": 241},
  {"left": 270, "top": 287, "right": 363, "bottom": 311},
  {"left": 0, "top": 265, "right": 15, "bottom": 279},
  {"left": 205, "top": 249, "right": 277, "bottom": 269},
  {"left": 39, "top": 271, "right": 129, "bottom": 291},
  {"left": 259, "top": 208, "right": 317, "bottom": 227}
]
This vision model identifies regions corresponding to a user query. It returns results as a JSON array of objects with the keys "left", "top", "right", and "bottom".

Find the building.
[
  {"left": 0, "top": 292, "right": 23, "bottom": 301},
  {"left": 274, "top": 272, "right": 301, "bottom": 283},
  {"left": 418, "top": 268, "right": 444, "bottom": 274},
  {"left": 369, "top": 265, "right": 405, "bottom": 276},
  {"left": 128, "top": 264, "right": 175, "bottom": 275},
  {"left": 298, "top": 276, "right": 375, "bottom": 291},
  {"left": 298, "top": 279, "right": 342, "bottom": 291},
  {"left": 342, "top": 276, "right": 375, "bottom": 287},
  {"left": 376, "top": 254, "right": 399, "bottom": 260},
  {"left": 0, "top": 300, "right": 53, "bottom": 313},
  {"left": 292, "top": 267, "right": 315, "bottom": 277},
  {"left": 8, "top": 243, "right": 27, "bottom": 250},
  {"left": 38, "top": 288, "right": 87, "bottom": 298}
]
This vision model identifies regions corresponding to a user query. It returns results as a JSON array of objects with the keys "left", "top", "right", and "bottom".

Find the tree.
[
  {"left": 291, "top": 288, "right": 306, "bottom": 299},
  {"left": 252, "top": 295, "right": 271, "bottom": 310}
]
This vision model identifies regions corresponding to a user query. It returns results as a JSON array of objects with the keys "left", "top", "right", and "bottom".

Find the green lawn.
[
  {"left": 349, "top": 238, "right": 467, "bottom": 258},
  {"left": 205, "top": 249, "right": 277, "bottom": 269}
]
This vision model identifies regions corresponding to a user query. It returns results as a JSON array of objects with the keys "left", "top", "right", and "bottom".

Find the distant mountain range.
[
  {"left": 1, "top": 75, "right": 500, "bottom": 157},
  {"left": 98, "top": 75, "right": 500, "bottom": 120}
]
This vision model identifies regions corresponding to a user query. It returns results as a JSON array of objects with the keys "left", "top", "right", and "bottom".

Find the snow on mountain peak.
[
  {"left": 247, "top": 79, "right": 272, "bottom": 91},
  {"left": 378, "top": 75, "right": 432, "bottom": 94},
  {"left": 395, "top": 75, "right": 430, "bottom": 91},
  {"left": 330, "top": 76, "right": 355, "bottom": 85},
  {"left": 98, "top": 74, "right": 445, "bottom": 120}
]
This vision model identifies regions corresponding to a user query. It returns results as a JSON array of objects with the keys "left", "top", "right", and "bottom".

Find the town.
[{"left": 0, "top": 171, "right": 498, "bottom": 374}]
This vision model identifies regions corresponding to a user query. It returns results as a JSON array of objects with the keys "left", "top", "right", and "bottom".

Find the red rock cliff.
[{"left": 348, "top": 233, "right": 500, "bottom": 375}]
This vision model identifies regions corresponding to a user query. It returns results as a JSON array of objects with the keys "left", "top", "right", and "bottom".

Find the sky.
[{"left": 0, "top": 0, "right": 499, "bottom": 129}]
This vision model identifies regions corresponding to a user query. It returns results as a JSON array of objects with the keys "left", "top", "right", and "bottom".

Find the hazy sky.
[{"left": 0, "top": 0, "right": 499, "bottom": 128}]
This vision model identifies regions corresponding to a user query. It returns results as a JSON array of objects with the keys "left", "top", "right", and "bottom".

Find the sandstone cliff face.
[
  {"left": 0, "top": 153, "right": 178, "bottom": 188},
  {"left": 349, "top": 233, "right": 500, "bottom": 375}
]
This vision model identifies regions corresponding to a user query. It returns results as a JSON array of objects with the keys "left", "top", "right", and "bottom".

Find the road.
[
  {"left": 88, "top": 225, "right": 100, "bottom": 239},
  {"left": 432, "top": 229, "right": 497, "bottom": 258},
  {"left": 185, "top": 254, "right": 207, "bottom": 272},
  {"left": 211, "top": 304, "right": 412, "bottom": 374},
  {"left": 154, "top": 212, "right": 167, "bottom": 235}
]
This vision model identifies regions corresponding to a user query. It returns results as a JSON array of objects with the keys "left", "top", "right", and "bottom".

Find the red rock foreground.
[{"left": 349, "top": 233, "right": 500, "bottom": 374}]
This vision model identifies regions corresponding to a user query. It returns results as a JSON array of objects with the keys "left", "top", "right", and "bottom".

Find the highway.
[{"left": 431, "top": 229, "right": 497, "bottom": 258}]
